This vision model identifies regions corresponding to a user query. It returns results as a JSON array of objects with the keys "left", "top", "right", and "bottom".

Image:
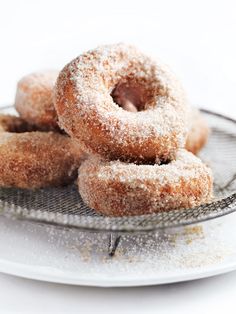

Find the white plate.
[
  {"left": 0, "top": 213, "right": 236, "bottom": 287},
  {"left": 0, "top": 105, "right": 236, "bottom": 286}
]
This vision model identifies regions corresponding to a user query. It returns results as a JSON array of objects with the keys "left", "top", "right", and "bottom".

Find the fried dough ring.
[
  {"left": 78, "top": 150, "right": 213, "bottom": 216},
  {"left": 0, "top": 114, "right": 84, "bottom": 189},
  {"left": 186, "top": 108, "right": 209, "bottom": 154},
  {"left": 15, "top": 71, "right": 59, "bottom": 130},
  {"left": 55, "top": 43, "right": 189, "bottom": 163}
]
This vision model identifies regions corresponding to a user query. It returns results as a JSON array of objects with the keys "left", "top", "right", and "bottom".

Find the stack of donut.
[
  {"left": 0, "top": 43, "right": 213, "bottom": 216},
  {"left": 54, "top": 43, "right": 213, "bottom": 216},
  {"left": 0, "top": 71, "right": 85, "bottom": 189}
]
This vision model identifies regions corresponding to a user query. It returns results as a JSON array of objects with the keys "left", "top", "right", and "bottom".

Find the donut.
[
  {"left": 54, "top": 43, "right": 189, "bottom": 163},
  {"left": 0, "top": 114, "right": 84, "bottom": 189},
  {"left": 185, "top": 108, "right": 209, "bottom": 154},
  {"left": 15, "top": 71, "right": 59, "bottom": 130},
  {"left": 78, "top": 150, "right": 213, "bottom": 216}
]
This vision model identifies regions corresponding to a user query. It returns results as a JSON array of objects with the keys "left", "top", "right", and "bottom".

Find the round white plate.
[{"left": 0, "top": 213, "right": 236, "bottom": 286}]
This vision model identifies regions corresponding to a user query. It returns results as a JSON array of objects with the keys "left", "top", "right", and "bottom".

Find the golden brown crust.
[
  {"left": 0, "top": 114, "right": 84, "bottom": 189},
  {"left": 54, "top": 43, "right": 189, "bottom": 163},
  {"left": 78, "top": 150, "right": 213, "bottom": 217},
  {"left": 186, "top": 108, "right": 209, "bottom": 154},
  {"left": 15, "top": 71, "right": 59, "bottom": 130}
]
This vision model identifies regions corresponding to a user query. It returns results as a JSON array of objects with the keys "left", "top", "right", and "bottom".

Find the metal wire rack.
[{"left": 0, "top": 107, "right": 235, "bottom": 255}]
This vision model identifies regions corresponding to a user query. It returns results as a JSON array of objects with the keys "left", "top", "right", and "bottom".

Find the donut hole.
[
  {"left": 140, "top": 158, "right": 171, "bottom": 166},
  {"left": 111, "top": 80, "right": 155, "bottom": 112},
  {"left": 0, "top": 115, "right": 37, "bottom": 133},
  {"left": 119, "top": 156, "right": 171, "bottom": 166},
  {"left": 6, "top": 123, "right": 31, "bottom": 133},
  {"left": 0, "top": 115, "right": 64, "bottom": 134}
]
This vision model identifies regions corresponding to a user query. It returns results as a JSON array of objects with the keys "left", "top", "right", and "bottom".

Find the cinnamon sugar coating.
[
  {"left": 78, "top": 150, "right": 213, "bottom": 216},
  {"left": 15, "top": 71, "right": 59, "bottom": 130},
  {"left": 186, "top": 108, "right": 209, "bottom": 154},
  {"left": 0, "top": 114, "right": 84, "bottom": 189},
  {"left": 54, "top": 43, "right": 189, "bottom": 163}
]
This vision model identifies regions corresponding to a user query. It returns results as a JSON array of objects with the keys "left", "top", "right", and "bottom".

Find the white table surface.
[{"left": 0, "top": 0, "right": 236, "bottom": 313}]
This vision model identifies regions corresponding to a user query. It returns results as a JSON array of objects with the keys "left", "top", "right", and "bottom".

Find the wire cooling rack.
[{"left": 0, "top": 107, "right": 235, "bottom": 236}]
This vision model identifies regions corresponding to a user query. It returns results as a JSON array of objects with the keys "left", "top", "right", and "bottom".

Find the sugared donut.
[
  {"left": 186, "top": 108, "right": 209, "bottom": 154},
  {"left": 78, "top": 150, "right": 213, "bottom": 217},
  {"left": 0, "top": 114, "right": 84, "bottom": 189},
  {"left": 55, "top": 43, "right": 189, "bottom": 163},
  {"left": 15, "top": 71, "right": 59, "bottom": 130}
]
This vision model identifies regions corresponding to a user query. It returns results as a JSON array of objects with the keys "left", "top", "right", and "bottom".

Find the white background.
[{"left": 0, "top": 0, "right": 236, "bottom": 313}]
